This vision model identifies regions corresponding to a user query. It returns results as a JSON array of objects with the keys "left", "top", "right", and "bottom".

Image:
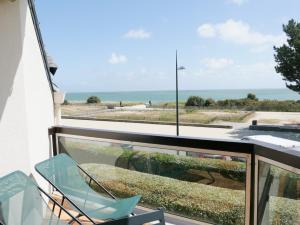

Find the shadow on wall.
[{"left": 0, "top": 0, "right": 26, "bottom": 121}]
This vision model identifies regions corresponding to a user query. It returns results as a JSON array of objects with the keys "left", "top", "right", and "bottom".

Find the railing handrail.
[
  {"left": 49, "top": 125, "right": 300, "bottom": 225},
  {"left": 50, "top": 125, "right": 300, "bottom": 170},
  {"left": 50, "top": 126, "right": 254, "bottom": 153}
]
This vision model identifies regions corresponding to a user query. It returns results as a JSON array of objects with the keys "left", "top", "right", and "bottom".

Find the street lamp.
[{"left": 176, "top": 50, "right": 185, "bottom": 136}]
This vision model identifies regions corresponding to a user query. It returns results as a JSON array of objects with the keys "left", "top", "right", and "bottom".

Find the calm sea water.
[{"left": 66, "top": 89, "right": 300, "bottom": 103}]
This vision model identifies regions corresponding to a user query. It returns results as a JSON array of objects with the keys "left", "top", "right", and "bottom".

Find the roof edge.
[{"left": 27, "top": 0, "right": 55, "bottom": 98}]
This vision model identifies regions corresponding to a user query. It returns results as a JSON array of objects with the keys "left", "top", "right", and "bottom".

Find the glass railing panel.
[
  {"left": 57, "top": 135, "right": 250, "bottom": 225},
  {"left": 257, "top": 160, "right": 300, "bottom": 225}
]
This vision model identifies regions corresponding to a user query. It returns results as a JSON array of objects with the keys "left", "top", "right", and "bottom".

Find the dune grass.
[{"left": 62, "top": 103, "right": 254, "bottom": 124}]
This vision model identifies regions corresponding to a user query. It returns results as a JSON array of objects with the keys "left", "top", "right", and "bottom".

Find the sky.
[{"left": 35, "top": 0, "right": 300, "bottom": 92}]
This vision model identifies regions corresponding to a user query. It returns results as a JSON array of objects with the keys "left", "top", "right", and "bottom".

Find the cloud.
[
  {"left": 123, "top": 29, "right": 152, "bottom": 39},
  {"left": 197, "top": 24, "right": 216, "bottom": 38},
  {"left": 196, "top": 60, "right": 276, "bottom": 78},
  {"left": 197, "top": 19, "right": 285, "bottom": 49},
  {"left": 201, "top": 57, "right": 234, "bottom": 70},
  {"left": 228, "top": 0, "right": 248, "bottom": 5},
  {"left": 186, "top": 60, "right": 284, "bottom": 89},
  {"left": 108, "top": 53, "right": 127, "bottom": 64}
]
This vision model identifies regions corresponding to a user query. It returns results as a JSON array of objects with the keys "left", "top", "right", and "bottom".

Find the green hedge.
[
  {"left": 83, "top": 164, "right": 300, "bottom": 225},
  {"left": 61, "top": 138, "right": 300, "bottom": 193},
  {"left": 115, "top": 150, "right": 246, "bottom": 183},
  {"left": 83, "top": 163, "right": 245, "bottom": 225},
  {"left": 182, "top": 94, "right": 300, "bottom": 112},
  {"left": 60, "top": 139, "right": 246, "bottom": 190}
]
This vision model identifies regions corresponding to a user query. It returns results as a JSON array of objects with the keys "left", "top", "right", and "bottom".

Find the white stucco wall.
[{"left": 0, "top": 0, "right": 54, "bottom": 183}]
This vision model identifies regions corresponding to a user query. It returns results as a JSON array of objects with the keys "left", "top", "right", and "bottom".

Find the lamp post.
[{"left": 176, "top": 50, "right": 185, "bottom": 136}]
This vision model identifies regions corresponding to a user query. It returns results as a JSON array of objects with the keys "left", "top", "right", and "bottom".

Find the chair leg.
[{"left": 58, "top": 196, "right": 65, "bottom": 218}]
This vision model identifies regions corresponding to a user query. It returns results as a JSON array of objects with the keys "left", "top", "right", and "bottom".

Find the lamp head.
[{"left": 177, "top": 66, "right": 186, "bottom": 70}]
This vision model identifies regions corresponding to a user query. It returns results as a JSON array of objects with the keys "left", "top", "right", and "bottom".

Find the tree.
[
  {"left": 87, "top": 96, "right": 101, "bottom": 104},
  {"left": 246, "top": 93, "right": 258, "bottom": 101},
  {"left": 185, "top": 96, "right": 205, "bottom": 107},
  {"left": 274, "top": 19, "right": 300, "bottom": 94}
]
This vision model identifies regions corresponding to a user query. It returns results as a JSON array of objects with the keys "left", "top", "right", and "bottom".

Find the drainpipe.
[{"left": 53, "top": 91, "right": 65, "bottom": 125}]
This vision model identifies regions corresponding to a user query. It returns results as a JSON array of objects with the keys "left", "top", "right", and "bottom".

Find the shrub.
[
  {"left": 87, "top": 96, "right": 101, "bottom": 104},
  {"left": 185, "top": 96, "right": 205, "bottom": 107},
  {"left": 62, "top": 100, "right": 70, "bottom": 105},
  {"left": 83, "top": 164, "right": 300, "bottom": 225},
  {"left": 246, "top": 93, "right": 258, "bottom": 101},
  {"left": 204, "top": 98, "right": 216, "bottom": 107}
]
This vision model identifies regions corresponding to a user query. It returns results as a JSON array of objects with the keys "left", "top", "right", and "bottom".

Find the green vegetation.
[
  {"left": 62, "top": 138, "right": 300, "bottom": 192},
  {"left": 246, "top": 93, "right": 258, "bottom": 101},
  {"left": 115, "top": 150, "right": 246, "bottom": 185},
  {"left": 84, "top": 163, "right": 245, "bottom": 225},
  {"left": 204, "top": 98, "right": 216, "bottom": 107},
  {"left": 274, "top": 19, "right": 300, "bottom": 94},
  {"left": 182, "top": 94, "right": 300, "bottom": 112},
  {"left": 90, "top": 110, "right": 252, "bottom": 124},
  {"left": 148, "top": 94, "right": 300, "bottom": 112},
  {"left": 83, "top": 163, "right": 300, "bottom": 225},
  {"left": 185, "top": 96, "right": 205, "bottom": 107},
  {"left": 61, "top": 138, "right": 300, "bottom": 224},
  {"left": 217, "top": 99, "right": 300, "bottom": 112},
  {"left": 158, "top": 101, "right": 186, "bottom": 108},
  {"left": 61, "top": 139, "right": 246, "bottom": 190},
  {"left": 62, "top": 102, "right": 254, "bottom": 124},
  {"left": 86, "top": 96, "right": 101, "bottom": 104}
]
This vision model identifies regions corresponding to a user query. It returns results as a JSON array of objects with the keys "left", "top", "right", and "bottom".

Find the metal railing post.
[
  {"left": 49, "top": 127, "right": 58, "bottom": 156},
  {"left": 250, "top": 152, "right": 256, "bottom": 225}
]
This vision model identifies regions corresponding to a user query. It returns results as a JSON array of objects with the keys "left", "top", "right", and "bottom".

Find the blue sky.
[{"left": 36, "top": 0, "right": 300, "bottom": 92}]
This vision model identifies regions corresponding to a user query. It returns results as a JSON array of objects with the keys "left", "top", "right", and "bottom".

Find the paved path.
[
  {"left": 62, "top": 119, "right": 235, "bottom": 139},
  {"left": 62, "top": 119, "right": 300, "bottom": 141}
]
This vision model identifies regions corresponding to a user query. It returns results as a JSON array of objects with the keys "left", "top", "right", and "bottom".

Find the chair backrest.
[
  {"left": 0, "top": 171, "right": 63, "bottom": 225},
  {"left": 35, "top": 153, "right": 116, "bottom": 205},
  {"left": 35, "top": 154, "right": 141, "bottom": 221},
  {"left": 35, "top": 153, "right": 102, "bottom": 198}
]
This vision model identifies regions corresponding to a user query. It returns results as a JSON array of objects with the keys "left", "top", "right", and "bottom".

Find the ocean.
[{"left": 65, "top": 88, "right": 300, "bottom": 103}]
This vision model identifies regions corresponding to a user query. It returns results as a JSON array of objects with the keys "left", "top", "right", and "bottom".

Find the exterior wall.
[{"left": 0, "top": 0, "right": 54, "bottom": 185}]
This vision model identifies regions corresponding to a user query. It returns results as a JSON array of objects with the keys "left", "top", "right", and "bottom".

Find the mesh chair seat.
[
  {"left": 0, "top": 171, "right": 66, "bottom": 225},
  {"left": 35, "top": 154, "right": 141, "bottom": 220}
]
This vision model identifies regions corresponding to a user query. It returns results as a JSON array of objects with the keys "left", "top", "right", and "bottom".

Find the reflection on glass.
[
  {"left": 258, "top": 161, "right": 300, "bottom": 225},
  {"left": 58, "top": 136, "right": 247, "bottom": 225}
]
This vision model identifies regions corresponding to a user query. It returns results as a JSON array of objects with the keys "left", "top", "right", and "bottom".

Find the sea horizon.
[{"left": 65, "top": 88, "right": 300, "bottom": 103}]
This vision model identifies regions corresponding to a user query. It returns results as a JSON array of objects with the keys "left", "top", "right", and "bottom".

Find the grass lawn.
[
  {"left": 91, "top": 110, "right": 253, "bottom": 124},
  {"left": 62, "top": 104, "right": 254, "bottom": 124}
]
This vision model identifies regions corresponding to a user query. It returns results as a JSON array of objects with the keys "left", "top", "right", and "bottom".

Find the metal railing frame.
[{"left": 49, "top": 125, "right": 300, "bottom": 225}]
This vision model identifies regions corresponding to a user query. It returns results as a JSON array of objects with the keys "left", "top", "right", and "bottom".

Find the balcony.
[{"left": 48, "top": 126, "right": 300, "bottom": 225}]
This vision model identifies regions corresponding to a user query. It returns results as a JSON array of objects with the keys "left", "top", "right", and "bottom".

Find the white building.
[{"left": 0, "top": 0, "right": 55, "bottom": 184}]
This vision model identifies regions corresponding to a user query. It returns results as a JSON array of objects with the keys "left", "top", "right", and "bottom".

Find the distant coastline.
[{"left": 65, "top": 88, "right": 300, "bottom": 103}]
